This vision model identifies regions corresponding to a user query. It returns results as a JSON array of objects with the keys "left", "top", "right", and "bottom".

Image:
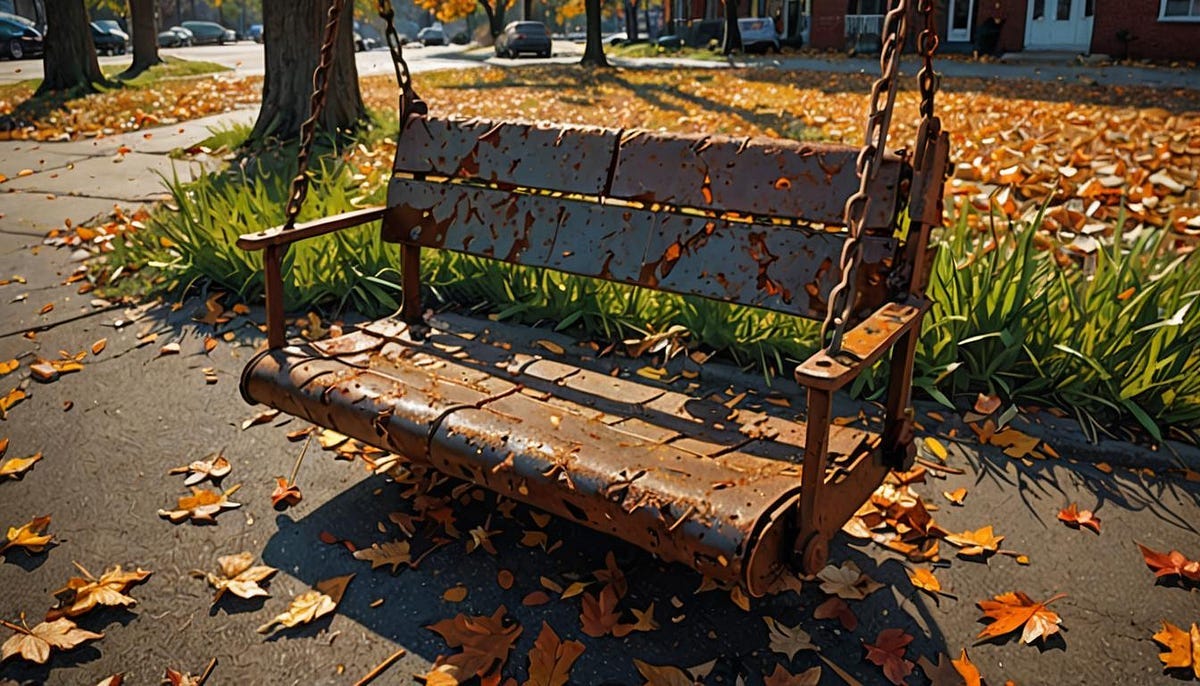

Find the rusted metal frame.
[
  {"left": 237, "top": 207, "right": 386, "bottom": 251},
  {"left": 879, "top": 125, "right": 949, "bottom": 469},
  {"left": 237, "top": 208, "right": 387, "bottom": 351},
  {"left": 794, "top": 301, "right": 926, "bottom": 391},
  {"left": 400, "top": 242, "right": 422, "bottom": 324},
  {"left": 795, "top": 386, "right": 834, "bottom": 575}
]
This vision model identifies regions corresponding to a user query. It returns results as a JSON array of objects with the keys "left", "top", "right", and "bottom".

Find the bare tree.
[
  {"left": 36, "top": 0, "right": 110, "bottom": 96},
  {"left": 248, "top": 0, "right": 364, "bottom": 145},
  {"left": 579, "top": 0, "right": 607, "bottom": 66},
  {"left": 122, "top": 0, "right": 163, "bottom": 78}
]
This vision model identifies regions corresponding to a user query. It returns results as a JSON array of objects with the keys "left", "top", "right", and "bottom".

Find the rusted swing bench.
[{"left": 237, "top": 0, "right": 949, "bottom": 596}]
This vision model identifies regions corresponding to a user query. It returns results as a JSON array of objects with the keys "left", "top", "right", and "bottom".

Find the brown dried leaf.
[
  {"left": 205, "top": 552, "right": 276, "bottom": 603},
  {"left": 256, "top": 574, "right": 353, "bottom": 635},
  {"left": 48, "top": 564, "right": 152, "bottom": 619},
  {"left": 1, "top": 515, "right": 54, "bottom": 554},
  {"left": 864, "top": 628, "right": 914, "bottom": 685},
  {"left": 0, "top": 452, "right": 42, "bottom": 479},
  {"left": 1, "top": 617, "right": 103, "bottom": 664},
  {"left": 525, "top": 621, "right": 584, "bottom": 686},
  {"left": 352, "top": 540, "right": 412, "bottom": 573}
]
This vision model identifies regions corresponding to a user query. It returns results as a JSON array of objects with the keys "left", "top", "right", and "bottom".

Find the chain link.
[
  {"left": 820, "top": 0, "right": 909, "bottom": 353},
  {"left": 375, "top": 0, "right": 421, "bottom": 120},
  {"left": 282, "top": 0, "right": 349, "bottom": 230},
  {"left": 917, "top": 0, "right": 939, "bottom": 122}
]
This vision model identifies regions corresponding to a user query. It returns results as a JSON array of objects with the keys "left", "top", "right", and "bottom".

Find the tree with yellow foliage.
[{"left": 417, "top": 0, "right": 509, "bottom": 38}]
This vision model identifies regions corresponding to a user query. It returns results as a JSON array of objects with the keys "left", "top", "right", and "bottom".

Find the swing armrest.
[
  {"left": 237, "top": 206, "right": 387, "bottom": 251},
  {"left": 795, "top": 301, "right": 927, "bottom": 391}
]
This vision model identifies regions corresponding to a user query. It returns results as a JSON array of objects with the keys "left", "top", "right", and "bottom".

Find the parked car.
[
  {"left": 605, "top": 31, "right": 627, "bottom": 45},
  {"left": 494, "top": 21, "right": 551, "bottom": 58},
  {"left": 180, "top": 20, "right": 236, "bottom": 45},
  {"left": 93, "top": 19, "right": 129, "bottom": 44},
  {"left": 0, "top": 13, "right": 42, "bottom": 60},
  {"left": 91, "top": 21, "right": 127, "bottom": 55},
  {"left": 353, "top": 20, "right": 380, "bottom": 51},
  {"left": 733, "top": 17, "right": 780, "bottom": 53},
  {"left": 157, "top": 25, "right": 194, "bottom": 47},
  {"left": 247, "top": 23, "right": 263, "bottom": 43},
  {"left": 416, "top": 26, "right": 444, "bottom": 46}
]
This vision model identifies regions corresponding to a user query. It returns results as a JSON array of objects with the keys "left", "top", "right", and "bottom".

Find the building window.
[{"left": 1160, "top": 0, "right": 1200, "bottom": 20}]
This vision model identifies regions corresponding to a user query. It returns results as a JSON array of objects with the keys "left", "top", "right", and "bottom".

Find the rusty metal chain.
[
  {"left": 917, "top": 0, "right": 940, "bottom": 123},
  {"left": 820, "top": 0, "right": 910, "bottom": 354},
  {"left": 282, "top": 0, "right": 349, "bottom": 230},
  {"left": 375, "top": 0, "right": 423, "bottom": 123}
]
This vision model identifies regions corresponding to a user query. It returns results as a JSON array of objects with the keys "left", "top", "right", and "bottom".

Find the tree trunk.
[
  {"left": 523, "top": 0, "right": 532, "bottom": 20},
  {"left": 626, "top": 0, "right": 639, "bottom": 40},
  {"left": 479, "top": 0, "right": 505, "bottom": 38},
  {"left": 580, "top": 0, "right": 608, "bottom": 66},
  {"left": 249, "top": 0, "right": 364, "bottom": 144},
  {"left": 721, "top": 0, "right": 741, "bottom": 54},
  {"left": 36, "top": 0, "right": 108, "bottom": 96},
  {"left": 122, "top": 0, "right": 163, "bottom": 78}
]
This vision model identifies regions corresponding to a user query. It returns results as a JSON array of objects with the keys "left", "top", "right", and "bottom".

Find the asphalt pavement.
[{"left": 1, "top": 77, "right": 1199, "bottom": 686}]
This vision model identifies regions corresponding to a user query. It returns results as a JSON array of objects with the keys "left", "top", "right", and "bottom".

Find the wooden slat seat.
[{"left": 242, "top": 314, "right": 882, "bottom": 594}]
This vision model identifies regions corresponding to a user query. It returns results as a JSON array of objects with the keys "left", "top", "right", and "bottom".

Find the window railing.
[{"left": 844, "top": 13, "right": 885, "bottom": 36}]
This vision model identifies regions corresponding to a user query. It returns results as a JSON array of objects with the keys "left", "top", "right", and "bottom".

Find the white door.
[
  {"left": 1026, "top": 0, "right": 1094, "bottom": 51},
  {"left": 947, "top": 0, "right": 973, "bottom": 42}
]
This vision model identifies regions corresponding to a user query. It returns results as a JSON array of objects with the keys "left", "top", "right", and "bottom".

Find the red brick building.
[{"left": 666, "top": 0, "right": 1200, "bottom": 60}]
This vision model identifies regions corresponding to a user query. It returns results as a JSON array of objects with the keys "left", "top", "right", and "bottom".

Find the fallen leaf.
[
  {"left": 194, "top": 293, "right": 229, "bottom": 326},
  {"left": 167, "top": 450, "right": 231, "bottom": 486},
  {"left": 205, "top": 552, "right": 277, "bottom": 603},
  {"left": 924, "top": 437, "right": 949, "bottom": 461},
  {"left": 1, "top": 388, "right": 27, "bottom": 418},
  {"left": 443, "top": 585, "right": 468, "bottom": 603},
  {"left": 38, "top": 303, "right": 53, "bottom": 315},
  {"left": 0, "top": 452, "right": 42, "bottom": 479},
  {"left": 1, "top": 515, "right": 54, "bottom": 554},
  {"left": 0, "top": 360, "right": 18, "bottom": 375},
  {"left": 945, "top": 526, "right": 1005, "bottom": 557},
  {"left": 763, "top": 664, "right": 821, "bottom": 686},
  {"left": 633, "top": 659, "right": 699, "bottom": 686},
  {"left": 952, "top": 649, "right": 983, "bottom": 686},
  {"left": 973, "top": 393, "right": 1001, "bottom": 415},
  {"left": 580, "top": 585, "right": 634, "bottom": 638},
  {"left": 157, "top": 342, "right": 181, "bottom": 358},
  {"left": 497, "top": 569, "right": 515, "bottom": 590},
  {"left": 630, "top": 603, "right": 659, "bottom": 632},
  {"left": 1057, "top": 503, "right": 1101, "bottom": 534},
  {"left": 240, "top": 408, "right": 280, "bottom": 430},
  {"left": 523, "top": 591, "right": 552, "bottom": 607},
  {"left": 157, "top": 485, "right": 242, "bottom": 523},
  {"left": 257, "top": 574, "right": 353, "bottom": 635},
  {"left": 94, "top": 674, "right": 125, "bottom": 686},
  {"left": 353, "top": 540, "right": 412, "bottom": 573},
  {"left": 91, "top": 339, "right": 107, "bottom": 355},
  {"left": 426, "top": 605, "right": 522, "bottom": 684},
  {"left": 0, "top": 617, "right": 103, "bottom": 664},
  {"left": 909, "top": 568, "right": 943, "bottom": 596},
  {"left": 1137, "top": 542, "right": 1200, "bottom": 581},
  {"left": 270, "top": 477, "right": 302, "bottom": 508},
  {"left": 1153, "top": 620, "right": 1200, "bottom": 678},
  {"left": 47, "top": 563, "right": 152, "bottom": 619},
  {"left": 763, "top": 616, "right": 818, "bottom": 660},
  {"left": 813, "top": 596, "right": 857, "bottom": 631},
  {"left": 525, "top": 621, "right": 584, "bottom": 686},
  {"left": 864, "top": 628, "right": 915, "bottom": 685},
  {"left": 535, "top": 339, "right": 566, "bottom": 355},
  {"left": 976, "top": 591, "right": 1066, "bottom": 644},
  {"left": 817, "top": 560, "right": 883, "bottom": 600},
  {"left": 943, "top": 487, "right": 967, "bottom": 505}
]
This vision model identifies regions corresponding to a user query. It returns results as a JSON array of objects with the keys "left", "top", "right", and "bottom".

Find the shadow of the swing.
[{"left": 260, "top": 473, "right": 951, "bottom": 684}]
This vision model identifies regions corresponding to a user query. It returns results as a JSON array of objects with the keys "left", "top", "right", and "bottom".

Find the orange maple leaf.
[
  {"left": 1137, "top": 542, "right": 1200, "bottom": 582},
  {"left": 580, "top": 585, "right": 635, "bottom": 638},
  {"left": 952, "top": 649, "right": 983, "bottom": 686},
  {"left": 863, "top": 628, "right": 914, "bottom": 685},
  {"left": 425, "top": 605, "right": 522, "bottom": 684},
  {"left": 1152, "top": 620, "right": 1200, "bottom": 678},
  {"left": 1057, "top": 503, "right": 1100, "bottom": 534},
  {"left": 945, "top": 525, "right": 1005, "bottom": 558},
  {"left": 526, "top": 621, "right": 584, "bottom": 686},
  {"left": 976, "top": 591, "right": 1066, "bottom": 644}
]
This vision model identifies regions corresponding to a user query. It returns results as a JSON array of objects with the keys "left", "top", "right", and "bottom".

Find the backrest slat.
[
  {"left": 393, "top": 116, "right": 619, "bottom": 196},
  {"left": 608, "top": 130, "right": 903, "bottom": 228},
  {"left": 383, "top": 179, "right": 898, "bottom": 320}
]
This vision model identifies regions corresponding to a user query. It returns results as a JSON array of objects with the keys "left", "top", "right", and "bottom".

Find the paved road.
[
  {"left": 2, "top": 40, "right": 1197, "bottom": 89},
  {"left": 0, "top": 41, "right": 586, "bottom": 85}
]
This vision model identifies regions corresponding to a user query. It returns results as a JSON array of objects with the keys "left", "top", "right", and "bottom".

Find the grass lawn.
[{"left": 101, "top": 65, "right": 1200, "bottom": 439}]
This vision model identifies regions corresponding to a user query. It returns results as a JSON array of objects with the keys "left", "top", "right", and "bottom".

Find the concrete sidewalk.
[{"left": 1, "top": 103, "right": 1199, "bottom": 686}]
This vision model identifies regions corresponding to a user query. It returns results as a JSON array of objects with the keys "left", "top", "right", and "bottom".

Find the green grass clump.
[{"left": 110, "top": 148, "right": 1200, "bottom": 439}]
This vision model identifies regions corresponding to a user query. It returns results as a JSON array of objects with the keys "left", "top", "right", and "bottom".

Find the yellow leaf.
[
  {"left": 2, "top": 515, "right": 54, "bottom": 553},
  {"left": 0, "top": 359, "right": 17, "bottom": 375},
  {"left": 0, "top": 452, "right": 42, "bottom": 479},
  {"left": 908, "top": 567, "right": 942, "bottom": 595},
  {"left": 923, "top": 437, "right": 948, "bottom": 461},
  {"left": 943, "top": 487, "right": 967, "bottom": 505}
]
